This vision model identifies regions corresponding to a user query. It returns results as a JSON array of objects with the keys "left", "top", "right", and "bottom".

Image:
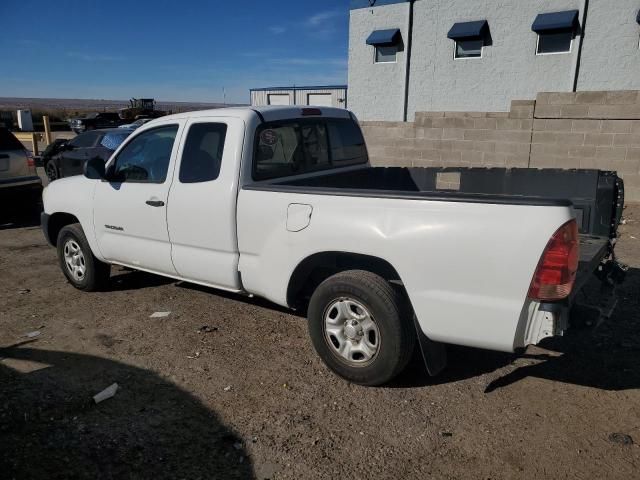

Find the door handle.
[{"left": 145, "top": 200, "right": 165, "bottom": 207}]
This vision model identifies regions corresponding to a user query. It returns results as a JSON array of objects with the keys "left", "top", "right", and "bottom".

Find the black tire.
[
  {"left": 57, "top": 223, "right": 110, "bottom": 291},
  {"left": 307, "top": 270, "right": 415, "bottom": 386},
  {"left": 44, "top": 159, "right": 59, "bottom": 182}
]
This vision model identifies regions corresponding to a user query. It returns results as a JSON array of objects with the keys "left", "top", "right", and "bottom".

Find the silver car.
[{"left": 0, "top": 128, "right": 42, "bottom": 210}]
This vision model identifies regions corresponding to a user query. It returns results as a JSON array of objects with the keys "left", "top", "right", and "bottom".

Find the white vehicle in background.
[
  {"left": 40, "top": 106, "right": 625, "bottom": 386},
  {"left": 0, "top": 127, "right": 42, "bottom": 209}
]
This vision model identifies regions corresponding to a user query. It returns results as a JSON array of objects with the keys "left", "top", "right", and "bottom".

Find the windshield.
[
  {"left": 253, "top": 117, "right": 368, "bottom": 181},
  {"left": 101, "top": 131, "right": 132, "bottom": 150}
]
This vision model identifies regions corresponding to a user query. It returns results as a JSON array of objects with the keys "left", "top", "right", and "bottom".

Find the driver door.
[{"left": 93, "top": 121, "right": 185, "bottom": 275}]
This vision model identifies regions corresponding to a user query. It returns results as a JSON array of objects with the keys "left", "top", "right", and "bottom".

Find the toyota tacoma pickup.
[{"left": 41, "top": 106, "right": 625, "bottom": 386}]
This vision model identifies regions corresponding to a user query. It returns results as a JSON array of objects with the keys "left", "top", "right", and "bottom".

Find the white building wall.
[
  {"left": 407, "top": 0, "right": 584, "bottom": 119},
  {"left": 251, "top": 88, "right": 348, "bottom": 108},
  {"left": 348, "top": 0, "right": 640, "bottom": 121},
  {"left": 294, "top": 88, "right": 347, "bottom": 108},
  {"left": 577, "top": 0, "right": 640, "bottom": 91},
  {"left": 348, "top": 2, "right": 411, "bottom": 121},
  {"left": 251, "top": 90, "right": 293, "bottom": 106}
]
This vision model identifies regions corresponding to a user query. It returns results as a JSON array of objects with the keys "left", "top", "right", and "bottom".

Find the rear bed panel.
[{"left": 237, "top": 187, "right": 574, "bottom": 352}]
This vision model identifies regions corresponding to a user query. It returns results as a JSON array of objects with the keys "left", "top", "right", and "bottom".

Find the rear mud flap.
[{"left": 412, "top": 315, "right": 447, "bottom": 376}]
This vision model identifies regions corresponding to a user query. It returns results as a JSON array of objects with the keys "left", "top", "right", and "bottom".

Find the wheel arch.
[
  {"left": 46, "top": 212, "right": 80, "bottom": 246},
  {"left": 286, "top": 251, "right": 404, "bottom": 309}
]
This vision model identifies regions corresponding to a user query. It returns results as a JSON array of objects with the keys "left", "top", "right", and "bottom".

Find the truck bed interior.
[{"left": 280, "top": 167, "right": 622, "bottom": 235}]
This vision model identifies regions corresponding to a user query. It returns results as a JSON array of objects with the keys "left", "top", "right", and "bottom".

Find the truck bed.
[
  {"left": 248, "top": 166, "right": 622, "bottom": 285},
  {"left": 275, "top": 166, "right": 623, "bottom": 238}
]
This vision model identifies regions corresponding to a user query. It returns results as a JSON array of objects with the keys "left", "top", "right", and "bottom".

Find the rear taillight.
[
  {"left": 25, "top": 150, "right": 35, "bottom": 167},
  {"left": 528, "top": 219, "right": 579, "bottom": 301}
]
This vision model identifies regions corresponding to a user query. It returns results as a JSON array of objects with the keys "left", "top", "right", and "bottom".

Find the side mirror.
[{"left": 84, "top": 157, "right": 106, "bottom": 180}]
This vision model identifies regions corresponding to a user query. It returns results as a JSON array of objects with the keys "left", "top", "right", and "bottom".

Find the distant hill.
[{"left": 0, "top": 97, "right": 246, "bottom": 114}]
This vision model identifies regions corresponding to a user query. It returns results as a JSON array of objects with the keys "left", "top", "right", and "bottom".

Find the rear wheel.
[
  {"left": 307, "top": 270, "right": 415, "bottom": 386},
  {"left": 57, "top": 223, "right": 110, "bottom": 291}
]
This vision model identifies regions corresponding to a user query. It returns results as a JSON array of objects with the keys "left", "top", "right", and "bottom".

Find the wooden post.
[
  {"left": 30, "top": 132, "right": 39, "bottom": 156},
  {"left": 43, "top": 115, "right": 52, "bottom": 146}
]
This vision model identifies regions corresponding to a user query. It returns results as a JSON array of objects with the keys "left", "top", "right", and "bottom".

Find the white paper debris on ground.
[
  {"left": 24, "top": 330, "right": 41, "bottom": 338},
  {"left": 149, "top": 311, "right": 171, "bottom": 318},
  {"left": 93, "top": 383, "right": 119, "bottom": 404},
  {"left": 1, "top": 358, "right": 51, "bottom": 374},
  {"left": 224, "top": 385, "right": 232, "bottom": 392}
]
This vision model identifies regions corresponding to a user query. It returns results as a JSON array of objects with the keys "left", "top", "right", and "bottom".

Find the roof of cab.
[{"left": 149, "top": 105, "right": 352, "bottom": 124}]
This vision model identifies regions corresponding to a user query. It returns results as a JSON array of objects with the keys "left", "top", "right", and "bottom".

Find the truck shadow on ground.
[
  {"left": 395, "top": 267, "right": 640, "bottom": 393},
  {"left": 0, "top": 343, "right": 255, "bottom": 479},
  {"left": 174, "top": 281, "right": 306, "bottom": 317},
  {"left": 0, "top": 208, "right": 41, "bottom": 231},
  {"left": 108, "top": 266, "right": 640, "bottom": 395},
  {"left": 109, "top": 268, "right": 175, "bottom": 291}
]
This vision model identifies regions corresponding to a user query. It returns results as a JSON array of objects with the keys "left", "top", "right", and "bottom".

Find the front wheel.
[
  {"left": 307, "top": 270, "right": 415, "bottom": 386},
  {"left": 57, "top": 223, "right": 110, "bottom": 291}
]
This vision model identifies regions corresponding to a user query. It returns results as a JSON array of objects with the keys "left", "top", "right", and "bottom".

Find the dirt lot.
[{"left": 1, "top": 202, "right": 639, "bottom": 480}]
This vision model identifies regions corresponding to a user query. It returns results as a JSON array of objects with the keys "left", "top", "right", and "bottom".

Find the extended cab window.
[
  {"left": 179, "top": 122, "right": 227, "bottom": 183},
  {"left": 111, "top": 125, "right": 178, "bottom": 183},
  {"left": 253, "top": 118, "right": 367, "bottom": 181}
]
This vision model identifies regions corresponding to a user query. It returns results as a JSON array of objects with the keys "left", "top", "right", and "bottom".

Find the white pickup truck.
[{"left": 41, "top": 106, "right": 625, "bottom": 385}]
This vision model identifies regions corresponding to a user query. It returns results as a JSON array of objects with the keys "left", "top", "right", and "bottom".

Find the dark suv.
[
  {"left": 44, "top": 128, "right": 133, "bottom": 181},
  {"left": 69, "top": 112, "right": 123, "bottom": 134}
]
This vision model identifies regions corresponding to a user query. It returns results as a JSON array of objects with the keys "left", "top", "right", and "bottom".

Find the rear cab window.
[
  {"left": 253, "top": 118, "right": 367, "bottom": 181},
  {"left": 0, "top": 128, "right": 25, "bottom": 151}
]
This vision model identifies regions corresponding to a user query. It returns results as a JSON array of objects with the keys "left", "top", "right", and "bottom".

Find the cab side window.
[
  {"left": 111, "top": 125, "right": 178, "bottom": 183},
  {"left": 179, "top": 123, "right": 227, "bottom": 183}
]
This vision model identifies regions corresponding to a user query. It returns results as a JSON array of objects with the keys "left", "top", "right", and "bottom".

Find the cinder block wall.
[{"left": 360, "top": 90, "right": 640, "bottom": 201}]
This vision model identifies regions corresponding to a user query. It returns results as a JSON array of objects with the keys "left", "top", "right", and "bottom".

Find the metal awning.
[
  {"left": 447, "top": 20, "right": 488, "bottom": 40},
  {"left": 366, "top": 28, "right": 402, "bottom": 46},
  {"left": 532, "top": 10, "right": 579, "bottom": 32}
]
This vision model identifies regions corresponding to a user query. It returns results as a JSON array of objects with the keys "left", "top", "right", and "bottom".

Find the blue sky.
[{"left": 0, "top": 0, "right": 350, "bottom": 103}]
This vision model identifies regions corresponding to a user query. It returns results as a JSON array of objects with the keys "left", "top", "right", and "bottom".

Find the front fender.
[{"left": 42, "top": 176, "right": 102, "bottom": 260}]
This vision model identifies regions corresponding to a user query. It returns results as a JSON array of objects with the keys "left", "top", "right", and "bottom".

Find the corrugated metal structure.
[{"left": 250, "top": 85, "right": 348, "bottom": 108}]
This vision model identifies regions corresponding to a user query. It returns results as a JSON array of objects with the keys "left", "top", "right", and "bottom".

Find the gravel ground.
[{"left": 0, "top": 202, "right": 639, "bottom": 479}]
